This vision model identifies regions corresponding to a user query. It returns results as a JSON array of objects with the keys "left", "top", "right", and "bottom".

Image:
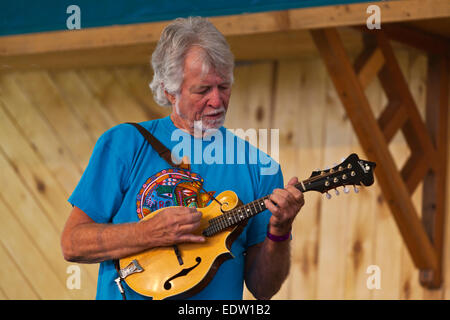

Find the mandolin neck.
[
  {"left": 202, "top": 153, "right": 376, "bottom": 237},
  {"left": 202, "top": 180, "right": 309, "bottom": 237}
]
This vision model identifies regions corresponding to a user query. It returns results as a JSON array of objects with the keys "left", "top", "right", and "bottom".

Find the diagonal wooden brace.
[{"left": 310, "top": 27, "right": 447, "bottom": 289}]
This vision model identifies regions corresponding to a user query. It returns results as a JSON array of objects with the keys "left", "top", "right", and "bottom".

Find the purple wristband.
[{"left": 266, "top": 227, "right": 291, "bottom": 242}]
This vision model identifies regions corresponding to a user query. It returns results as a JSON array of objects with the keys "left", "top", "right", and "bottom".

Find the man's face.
[{"left": 168, "top": 46, "right": 232, "bottom": 135}]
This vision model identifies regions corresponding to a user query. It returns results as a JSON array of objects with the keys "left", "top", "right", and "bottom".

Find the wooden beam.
[
  {"left": 310, "top": 27, "right": 438, "bottom": 273},
  {"left": 379, "top": 24, "right": 450, "bottom": 58},
  {"left": 354, "top": 46, "right": 385, "bottom": 90},
  {"left": 378, "top": 101, "right": 403, "bottom": 141},
  {"left": 0, "top": 29, "right": 365, "bottom": 70},
  {"left": 401, "top": 152, "right": 430, "bottom": 194},
  {"left": 355, "top": 23, "right": 450, "bottom": 58},
  {"left": 377, "top": 100, "right": 408, "bottom": 144},
  {"left": 376, "top": 32, "right": 439, "bottom": 170},
  {"left": 0, "top": 0, "right": 449, "bottom": 69},
  {"left": 419, "top": 54, "right": 449, "bottom": 288}
]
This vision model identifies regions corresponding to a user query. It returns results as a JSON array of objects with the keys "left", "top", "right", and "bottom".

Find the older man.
[{"left": 61, "top": 17, "right": 304, "bottom": 300}]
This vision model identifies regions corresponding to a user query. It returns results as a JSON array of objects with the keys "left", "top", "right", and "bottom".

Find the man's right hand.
[
  {"left": 61, "top": 205, "right": 205, "bottom": 264},
  {"left": 139, "top": 207, "right": 206, "bottom": 247}
]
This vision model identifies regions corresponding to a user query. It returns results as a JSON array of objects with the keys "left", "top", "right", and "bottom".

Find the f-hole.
[{"left": 163, "top": 257, "right": 202, "bottom": 290}]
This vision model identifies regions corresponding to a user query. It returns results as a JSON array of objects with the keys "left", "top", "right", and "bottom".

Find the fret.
[
  {"left": 259, "top": 197, "right": 267, "bottom": 211},
  {"left": 217, "top": 215, "right": 225, "bottom": 231},
  {"left": 244, "top": 205, "right": 251, "bottom": 219},
  {"left": 251, "top": 201, "right": 258, "bottom": 216},
  {"left": 208, "top": 195, "right": 272, "bottom": 235},
  {"left": 236, "top": 208, "right": 242, "bottom": 221},
  {"left": 232, "top": 210, "right": 239, "bottom": 223},
  {"left": 256, "top": 199, "right": 263, "bottom": 212},
  {"left": 226, "top": 213, "right": 233, "bottom": 227}
]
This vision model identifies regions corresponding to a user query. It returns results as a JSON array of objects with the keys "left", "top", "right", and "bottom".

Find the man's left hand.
[{"left": 264, "top": 177, "right": 305, "bottom": 236}]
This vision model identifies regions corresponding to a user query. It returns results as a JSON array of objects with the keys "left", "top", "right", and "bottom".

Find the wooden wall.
[{"left": 0, "top": 47, "right": 449, "bottom": 299}]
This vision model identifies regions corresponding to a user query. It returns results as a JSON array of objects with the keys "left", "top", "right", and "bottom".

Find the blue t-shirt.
[{"left": 68, "top": 116, "right": 283, "bottom": 300}]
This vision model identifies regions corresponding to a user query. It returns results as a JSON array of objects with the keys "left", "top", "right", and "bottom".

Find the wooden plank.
[
  {"left": 0, "top": 29, "right": 365, "bottom": 70},
  {"left": 0, "top": 103, "right": 70, "bottom": 229},
  {"left": 287, "top": 0, "right": 450, "bottom": 31},
  {"left": 444, "top": 94, "right": 450, "bottom": 299},
  {"left": 270, "top": 58, "right": 327, "bottom": 299},
  {"left": 361, "top": 76, "right": 403, "bottom": 299},
  {"left": 343, "top": 71, "right": 381, "bottom": 300},
  {"left": 11, "top": 71, "right": 95, "bottom": 169},
  {"left": 315, "top": 62, "right": 356, "bottom": 299},
  {"left": 0, "top": 241, "right": 39, "bottom": 299},
  {"left": 397, "top": 50, "right": 426, "bottom": 299},
  {"left": 113, "top": 66, "right": 171, "bottom": 120},
  {"left": 0, "top": 100, "right": 97, "bottom": 284},
  {"left": 0, "top": 198, "right": 71, "bottom": 299},
  {"left": 0, "top": 73, "right": 107, "bottom": 286},
  {"left": 226, "top": 62, "right": 274, "bottom": 133},
  {"left": 0, "top": 151, "right": 96, "bottom": 299},
  {"left": 420, "top": 54, "right": 449, "bottom": 289},
  {"left": 78, "top": 68, "right": 153, "bottom": 123},
  {"left": 49, "top": 70, "right": 118, "bottom": 140},
  {"left": 310, "top": 28, "right": 438, "bottom": 272},
  {"left": 0, "top": 73, "right": 83, "bottom": 194}
]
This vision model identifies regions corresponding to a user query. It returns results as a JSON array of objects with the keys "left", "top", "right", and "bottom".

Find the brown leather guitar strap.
[
  {"left": 113, "top": 122, "right": 184, "bottom": 300},
  {"left": 126, "top": 122, "right": 178, "bottom": 167}
]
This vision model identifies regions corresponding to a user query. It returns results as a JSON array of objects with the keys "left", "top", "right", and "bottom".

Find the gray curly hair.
[{"left": 149, "top": 17, "right": 235, "bottom": 107}]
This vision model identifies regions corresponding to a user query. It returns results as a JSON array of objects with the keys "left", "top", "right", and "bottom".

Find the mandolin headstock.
[{"left": 302, "top": 153, "right": 376, "bottom": 197}]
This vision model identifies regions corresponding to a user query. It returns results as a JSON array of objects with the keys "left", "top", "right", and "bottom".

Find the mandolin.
[{"left": 118, "top": 153, "right": 376, "bottom": 299}]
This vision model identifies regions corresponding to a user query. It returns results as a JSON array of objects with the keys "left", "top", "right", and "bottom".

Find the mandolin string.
[
  {"left": 205, "top": 167, "right": 354, "bottom": 235},
  {"left": 206, "top": 172, "right": 337, "bottom": 235}
]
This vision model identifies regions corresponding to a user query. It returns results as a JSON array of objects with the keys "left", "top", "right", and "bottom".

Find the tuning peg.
[
  {"left": 353, "top": 185, "right": 359, "bottom": 193},
  {"left": 334, "top": 189, "right": 340, "bottom": 196},
  {"left": 325, "top": 192, "right": 332, "bottom": 199},
  {"left": 343, "top": 186, "right": 350, "bottom": 194}
]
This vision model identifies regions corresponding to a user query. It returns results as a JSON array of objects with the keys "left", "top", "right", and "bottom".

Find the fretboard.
[{"left": 202, "top": 181, "right": 307, "bottom": 237}]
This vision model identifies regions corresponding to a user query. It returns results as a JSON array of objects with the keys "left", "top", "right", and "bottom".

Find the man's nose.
[{"left": 207, "top": 87, "right": 221, "bottom": 108}]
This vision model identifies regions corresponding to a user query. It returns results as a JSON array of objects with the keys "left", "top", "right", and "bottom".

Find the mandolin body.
[{"left": 119, "top": 190, "right": 244, "bottom": 300}]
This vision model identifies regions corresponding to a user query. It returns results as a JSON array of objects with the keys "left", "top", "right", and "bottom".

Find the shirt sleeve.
[
  {"left": 245, "top": 162, "right": 284, "bottom": 247},
  {"left": 68, "top": 130, "right": 130, "bottom": 223}
]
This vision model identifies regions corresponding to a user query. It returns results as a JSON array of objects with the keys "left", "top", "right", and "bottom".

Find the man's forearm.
[
  {"left": 61, "top": 206, "right": 205, "bottom": 264},
  {"left": 62, "top": 221, "right": 149, "bottom": 264},
  {"left": 245, "top": 238, "right": 291, "bottom": 300}
]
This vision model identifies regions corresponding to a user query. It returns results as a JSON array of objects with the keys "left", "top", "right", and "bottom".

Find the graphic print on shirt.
[{"left": 135, "top": 168, "right": 215, "bottom": 220}]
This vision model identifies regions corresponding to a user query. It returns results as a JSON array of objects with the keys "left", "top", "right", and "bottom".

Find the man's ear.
[{"left": 164, "top": 90, "right": 176, "bottom": 106}]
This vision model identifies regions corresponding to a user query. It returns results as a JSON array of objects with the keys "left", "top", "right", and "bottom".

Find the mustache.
[{"left": 202, "top": 107, "right": 226, "bottom": 117}]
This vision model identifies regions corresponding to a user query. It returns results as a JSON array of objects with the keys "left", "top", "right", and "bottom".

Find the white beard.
[{"left": 174, "top": 98, "right": 226, "bottom": 137}]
